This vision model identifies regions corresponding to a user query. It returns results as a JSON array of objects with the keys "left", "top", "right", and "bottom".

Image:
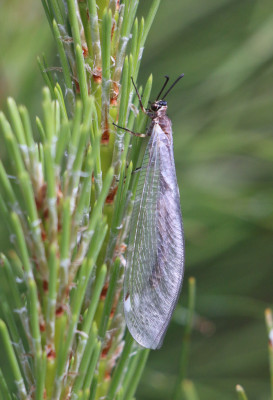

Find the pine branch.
[{"left": 0, "top": 0, "right": 161, "bottom": 398}]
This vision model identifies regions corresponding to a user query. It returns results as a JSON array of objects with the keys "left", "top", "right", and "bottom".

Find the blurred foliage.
[
  {"left": 1, "top": 0, "right": 273, "bottom": 399},
  {"left": 0, "top": 0, "right": 53, "bottom": 115}
]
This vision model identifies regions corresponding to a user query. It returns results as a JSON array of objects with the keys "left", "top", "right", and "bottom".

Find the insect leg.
[
  {"left": 116, "top": 166, "right": 141, "bottom": 182},
  {"left": 113, "top": 122, "right": 147, "bottom": 138},
  {"left": 131, "top": 77, "right": 148, "bottom": 114},
  {"left": 132, "top": 166, "right": 142, "bottom": 174}
]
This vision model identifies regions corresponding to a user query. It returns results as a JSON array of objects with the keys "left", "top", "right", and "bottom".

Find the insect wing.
[{"left": 124, "top": 124, "right": 184, "bottom": 349}]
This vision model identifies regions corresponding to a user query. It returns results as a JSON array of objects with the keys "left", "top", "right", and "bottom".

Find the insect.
[{"left": 113, "top": 74, "right": 185, "bottom": 349}]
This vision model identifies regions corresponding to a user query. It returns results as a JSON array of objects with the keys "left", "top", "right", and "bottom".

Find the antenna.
[
  {"left": 162, "top": 73, "right": 184, "bottom": 100},
  {"left": 156, "top": 75, "right": 170, "bottom": 100}
]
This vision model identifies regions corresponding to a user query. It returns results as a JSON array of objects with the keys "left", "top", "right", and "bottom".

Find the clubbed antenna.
[
  {"left": 156, "top": 75, "right": 170, "bottom": 100},
  {"left": 162, "top": 73, "right": 184, "bottom": 100}
]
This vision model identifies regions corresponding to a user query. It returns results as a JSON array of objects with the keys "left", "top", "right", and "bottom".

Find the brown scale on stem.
[
  {"left": 93, "top": 67, "right": 102, "bottom": 83},
  {"left": 114, "top": 242, "right": 127, "bottom": 268},
  {"left": 102, "top": 341, "right": 124, "bottom": 379},
  {"left": 101, "top": 336, "right": 113, "bottom": 359},
  {"left": 105, "top": 185, "right": 118, "bottom": 204},
  {"left": 39, "top": 321, "right": 46, "bottom": 332},
  {"left": 43, "top": 280, "right": 48, "bottom": 292},
  {"left": 101, "top": 117, "right": 110, "bottom": 144},
  {"left": 111, "top": 20, "right": 116, "bottom": 40},
  {"left": 35, "top": 183, "right": 47, "bottom": 211},
  {"left": 110, "top": 80, "right": 119, "bottom": 105},
  {"left": 41, "top": 226, "right": 47, "bottom": 241},
  {"left": 55, "top": 305, "right": 64, "bottom": 317},
  {"left": 100, "top": 282, "right": 109, "bottom": 300},
  {"left": 46, "top": 346, "right": 56, "bottom": 360},
  {"left": 82, "top": 44, "right": 88, "bottom": 58},
  {"left": 110, "top": 303, "right": 117, "bottom": 319},
  {"left": 75, "top": 80, "right": 81, "bottom": 94}
]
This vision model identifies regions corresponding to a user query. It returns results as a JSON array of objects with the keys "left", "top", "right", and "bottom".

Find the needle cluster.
[{"left": 0, "top": 0, "right": 161, "bottom": 398}]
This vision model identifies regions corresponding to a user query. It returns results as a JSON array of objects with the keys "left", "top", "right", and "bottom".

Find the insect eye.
[{"left": 151, "top": 104, "right": 158, "bottom": 111}]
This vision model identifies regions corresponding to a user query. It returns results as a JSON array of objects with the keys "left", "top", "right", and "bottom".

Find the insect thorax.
[{"left": 147, "top": 101, "right": 172, "bottom": 136}]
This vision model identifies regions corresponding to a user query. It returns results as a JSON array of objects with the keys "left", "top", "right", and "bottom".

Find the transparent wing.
[{"left": 124, "top": 124, "right": 184, "bottom": 349}]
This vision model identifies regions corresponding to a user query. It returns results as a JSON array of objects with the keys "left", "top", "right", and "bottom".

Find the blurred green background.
[{"left": 1, "top": 0, "right": 273, "bottom": 399}]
